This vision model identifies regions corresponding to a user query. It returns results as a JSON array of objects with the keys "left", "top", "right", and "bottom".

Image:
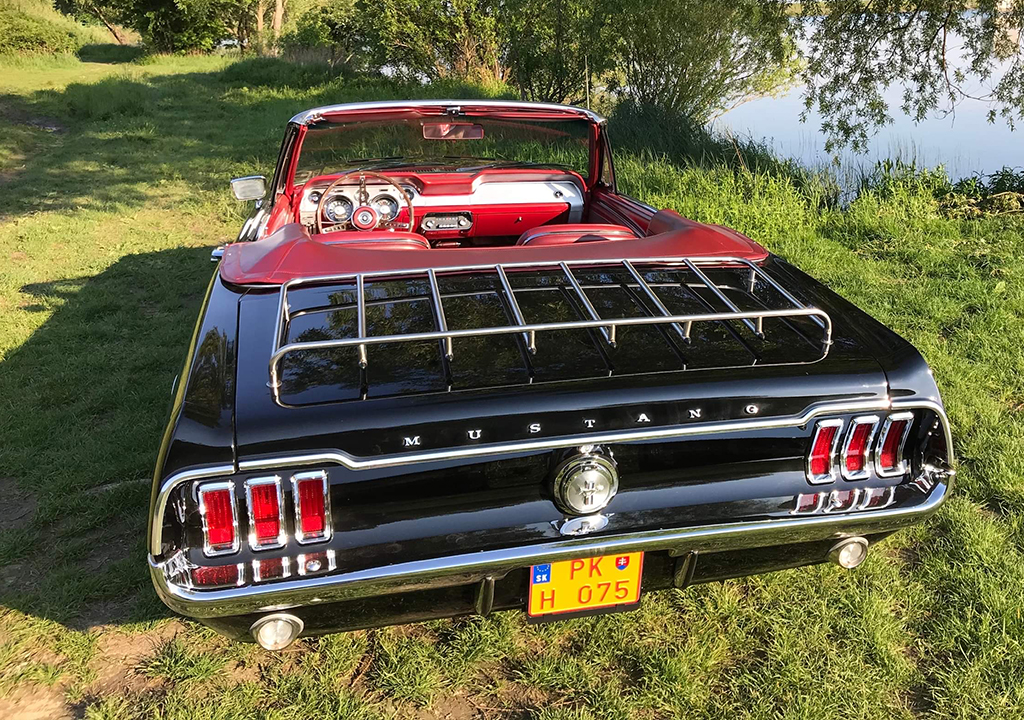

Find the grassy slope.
[{"left": 0, "top": 51, "right": 1022, "bottom": 720}]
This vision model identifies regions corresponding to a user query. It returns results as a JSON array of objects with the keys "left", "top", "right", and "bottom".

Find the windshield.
[{"left": 294, "top": 117, "right": 592, "bottom": 183}]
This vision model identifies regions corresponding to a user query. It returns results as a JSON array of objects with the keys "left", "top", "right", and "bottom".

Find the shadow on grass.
[
  {"left": 0, "top": 59, "right": 508, "bottom": 221},
  {"left": 0, "top": 247, "right": 212, "bottom": 630}
]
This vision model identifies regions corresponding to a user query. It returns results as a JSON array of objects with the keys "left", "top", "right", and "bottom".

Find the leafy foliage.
[
  {"left": 128, "top": 0, "right": 231, "bottom": 52},
  {"left": 0, "top": 5, "right": 81, "bottom": 54},
  {"left": 360, "top": 0, "right": 506, "bottom": 84},
  {"left": 0, "top": 0, "right": 109, "bottom": 54},
  {"left": 610, "top": 0, "right": 799, "bottom": 121},
  {"left": 799, "top": 0, "right": 1024, "bottom": 151},
  {"left": 279, "top": 0, "right": 365, "bottom": 69},
  {"left": 500, "top": 0, "right": 611, "bottom": 104}
]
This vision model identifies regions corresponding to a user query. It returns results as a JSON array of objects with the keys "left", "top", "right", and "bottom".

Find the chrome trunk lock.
[{"left": 552, "top": 450, "right": 618, "bottom": 516}]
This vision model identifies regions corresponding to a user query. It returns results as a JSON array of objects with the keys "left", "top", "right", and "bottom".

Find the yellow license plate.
[{"left": 528, "top": 552, "right": 644, "bottom": 618}]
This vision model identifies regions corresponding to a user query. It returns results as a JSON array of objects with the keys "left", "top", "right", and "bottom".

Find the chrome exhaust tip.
[
  {"left": 829, "top": 537, "right": 869, "bottom": 569},
  {"left": 250, "top": 613, "right": 304, "bottom": 650}
]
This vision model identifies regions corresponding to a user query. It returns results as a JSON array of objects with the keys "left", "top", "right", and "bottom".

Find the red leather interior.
[
  {"left": 516, "top": 224, "right": 638, "bottom": 246},
  {"left": 316, "top": 231, "right": 430, "bottom": 250},
  {"left": 221, "top": 220, "right": 769, "bottom": 285},
  {"left": 646, "top": 209, "right": 693, "bottom": 236}
]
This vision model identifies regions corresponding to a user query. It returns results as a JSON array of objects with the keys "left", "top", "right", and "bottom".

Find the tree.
[
  {"left": 500, "top": 0, "right": 612, "bottom": 105},
  {"left": 55, "top": 0, "right": 130, "bottom": 44},
  {"left": 798, "top": 1, "right": 1024, "bottom": 151},
  {"left": 126, "top": 0, "right": 232, "bottom": 52},
  {"left": 610, "top": 0, "right": 799, "bottom": 122},
  {"left": 360, "top": 0, "right": 507, "bottom": 84},
  {"left": 279, "top": 0, "right": 367, "bottom": 68}
]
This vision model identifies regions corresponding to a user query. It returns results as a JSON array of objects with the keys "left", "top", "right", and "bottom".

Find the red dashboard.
[{"left": 275, "top": 168, "right": 589, "bottom": 242}]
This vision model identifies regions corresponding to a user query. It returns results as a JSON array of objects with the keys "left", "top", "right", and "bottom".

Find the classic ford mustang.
[{"left": 149, "top": 100, "right": 954, "bottom": 649}]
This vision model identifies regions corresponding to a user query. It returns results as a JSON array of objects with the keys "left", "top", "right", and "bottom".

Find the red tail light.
[
  {"left": 197, "top": 482, "right": 239, "bottom": 556},
  {"left": 877, "top": 412, "right": 914, "bottom": 477},
  {"left": 860, "top": 486, "right": 896, "bottom": 510},
  {"left": 191, "top": 563, "right": 244, "bottom": 588},
  {"left": 253, "top": 557, "right": 290, "bottom": 582},
  {"left": 245, "top": 477, "right": 285, "bottom": 550},
  {"left": 807, "top": 419, "right": 843, "bottom": 483},
  {"left": 842, "top": 416, "right": 879, "bottom": 480},
  {"left": 292, "top": 471, "right": 331, "bottom": 543},
  {"left": 825, "top": 488, "right": 860, "bottom": 513}
]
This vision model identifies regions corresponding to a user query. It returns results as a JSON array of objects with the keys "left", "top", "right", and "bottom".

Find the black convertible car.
[{"left": 148, "top": 100, "right": 954, "bottom": 649}]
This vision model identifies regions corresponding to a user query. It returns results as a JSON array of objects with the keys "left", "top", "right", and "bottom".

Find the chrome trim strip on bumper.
[
  {"left": 150, "top": 399, "right": 953, "bottom": 556},
  {"left": 150, "top": 480, "right": 950, "bottom": 619}
]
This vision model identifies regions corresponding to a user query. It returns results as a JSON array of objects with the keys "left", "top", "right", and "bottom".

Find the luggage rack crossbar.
[{"left": 269, "top": 256, "right": 833, "bottom": 391}]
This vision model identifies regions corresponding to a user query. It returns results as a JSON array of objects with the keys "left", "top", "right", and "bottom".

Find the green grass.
[{"left": 0, "top": 51, "right": 1023, "bottom": 720}]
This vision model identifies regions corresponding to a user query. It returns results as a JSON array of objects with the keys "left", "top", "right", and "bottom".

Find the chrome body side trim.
[
  {"left": 150, "top": 464, "right": 236, "bottom": 559},
  {"left": 150, "top": 480, "right": 950, "bottom": 618},
  {"left": 288, "top": 100, "right": 607, "bottom": 126},
  {"left": 241, "top": 398, "right": 890, "bottom": 474}
]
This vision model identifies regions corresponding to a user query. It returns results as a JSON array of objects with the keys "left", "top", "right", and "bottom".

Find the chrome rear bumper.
[{"left": 150, "top": 479, "right": 950, "bottom": 619}]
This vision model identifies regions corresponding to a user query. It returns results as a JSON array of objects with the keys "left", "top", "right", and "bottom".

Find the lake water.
[{"left": 715, "top": 44, "right": 1022, "bottom": 181}]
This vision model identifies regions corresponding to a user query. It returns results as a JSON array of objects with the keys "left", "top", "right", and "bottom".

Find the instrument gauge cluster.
[
  {"left": 324, "top": 195, "right": 354, "bottom": 223},
  {"left": 303, "top": 184, "right": 409, "bottom": 226},
  {"left": 371, "top": 194, "right": 400, "bottom": 221}
]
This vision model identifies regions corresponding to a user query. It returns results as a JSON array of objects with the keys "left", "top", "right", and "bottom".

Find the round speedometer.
[
  {"left": 371, "top": 194, "right": 400, "bottom": 222},
  {"left": 324, "top": 195, "right": 354, "bottom": 223}
]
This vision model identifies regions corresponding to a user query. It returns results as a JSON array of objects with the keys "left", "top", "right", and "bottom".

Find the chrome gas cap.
[{"left": 553, "top": 452, "right": 618, "bottom": 516}]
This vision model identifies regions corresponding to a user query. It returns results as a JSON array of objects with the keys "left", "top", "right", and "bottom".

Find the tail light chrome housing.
[
  {"left": 244, "top": 476, "right": 287, "bottom": 550},
  {"left": 841, "top": 415, "right": 880, "bottom": 480},
  {"left": 292, "top": 470, "right": 332, "bottom": 544},
  {"left": 807, "top": 419, "right": 843, "bottom": 484},
  {"left": 197, "top": 482, "right": 241, "bottom": 557},
  {"left": 876, "top": 411, "right": 914, "bottom": 477},
  {"left": 807, "top": 411, "right": 918, "bottom": 485}
]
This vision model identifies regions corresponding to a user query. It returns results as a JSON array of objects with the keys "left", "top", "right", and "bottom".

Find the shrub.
[
  {"left": 218, "top": 56, "right": 337, "bottom": 89},
  {"left": 279, "top": 1, "right": 366, "bottom": 72},
  {"left": 0, "top": 7, "right": 81, "bottom": 55}
]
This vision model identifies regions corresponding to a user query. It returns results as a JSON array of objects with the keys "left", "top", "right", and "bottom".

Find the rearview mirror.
[
  {"left": 422, "top": 123, "right": 484, "bottom": 140},
  {"left": 231, "top": 175, "right": 266, "bottom": 201}
]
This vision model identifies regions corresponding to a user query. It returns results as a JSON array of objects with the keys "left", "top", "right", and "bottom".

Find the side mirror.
[{"left": 230, "top": 175, "right": 266, "bottom": 201}]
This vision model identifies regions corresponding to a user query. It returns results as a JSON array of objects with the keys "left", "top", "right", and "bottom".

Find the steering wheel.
[{"left": 315, "top": 169, "right": 415, "bottom": 234}]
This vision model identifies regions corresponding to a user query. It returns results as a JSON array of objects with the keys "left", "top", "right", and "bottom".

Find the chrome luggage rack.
[{"left": 268, "top": 256, "right": 833, "bottom": 394}]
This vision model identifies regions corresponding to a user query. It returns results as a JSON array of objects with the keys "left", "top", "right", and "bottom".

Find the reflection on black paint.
[{"left": 277, "top": 265, "right": 829, "bottom": 405}]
